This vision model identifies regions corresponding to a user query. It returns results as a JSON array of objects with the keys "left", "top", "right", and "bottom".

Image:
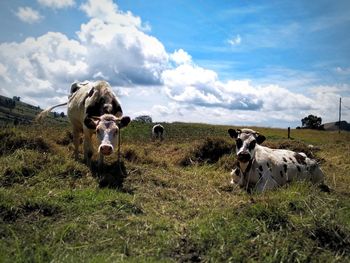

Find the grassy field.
[{"left": 0, "top": 121, "right": 350, "bottom": 262}]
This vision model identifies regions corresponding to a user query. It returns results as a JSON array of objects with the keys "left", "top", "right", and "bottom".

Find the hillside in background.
[
  {"left": 0, "top": 95, "right": 68, "bottom": 126},
  {"left": 322, "top": 121, "right": 350, "bottom": 131}
]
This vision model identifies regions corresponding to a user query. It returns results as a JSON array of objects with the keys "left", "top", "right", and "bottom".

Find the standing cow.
[
  {"left": 37, "top": 80, "right": 130, "bottom": 169},
  {"left": 228, "top": 128, "right": 325, "bottom": 193},
  {"left": 152, "top": 124, "right": 164, "bottom": 141}
]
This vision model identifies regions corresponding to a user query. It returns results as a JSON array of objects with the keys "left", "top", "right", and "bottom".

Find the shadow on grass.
[{"left": 90, "top": 160, "right": 131, "bottom": 192}]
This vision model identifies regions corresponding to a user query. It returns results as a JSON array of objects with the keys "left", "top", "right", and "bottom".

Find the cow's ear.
[
  {"left": 70, "top": 82, "right": 80, "bottom": 94},
  {"left": 228, "top": 128, "right": 238, "bottom": 139},
  {"left": 87, "top": 87, "right": 95, "bottom": 97},
  {"left": 118, "top": 116, "right": 131, "bottom": 129},
  {"left": 256, "top": 134, "right": 266, "bottom": 144},
  {"left": 84, "top": 116, "right": 99, "bottom": 129}
]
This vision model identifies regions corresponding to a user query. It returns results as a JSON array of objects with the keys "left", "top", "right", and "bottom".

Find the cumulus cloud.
[
  {"left": 37, "top": 0, "right": 75, "bottom": 9},
  {"left": 1, "top": 0, "right": 168, "bottom": 109},
  {"left": 170, "top": 49, "right": 192, "bottom": 65},
  {"left": 80, "top": 0, "right": 143, "bottom": 29},
  {"left": 162, "top": 64, "right": 217, "bottom": 88},
  {"left": 77, "top": 17, "right": 168, "bottom": 86},
  {"left": 0, "top": 63, "right": 11, "bottom": 83},
  {"left": 161, "top": 62, "right": 317, "bottom": 116},
  {"left": 0, "top": 32, "right": 87, "bottom": 100},
  {"left": 15, "top": 6, "right": 43, "bottom": 24},
  {"left": 77, "top": 0, "right": 169, "bottom": 86}
]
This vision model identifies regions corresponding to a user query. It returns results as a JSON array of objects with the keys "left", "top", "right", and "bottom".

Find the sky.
[{"left": 0, "top": 0, "right": 350, "bottom": 128}]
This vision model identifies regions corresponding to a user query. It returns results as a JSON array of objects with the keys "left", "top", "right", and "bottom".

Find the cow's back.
[
  {"left": 153, "top": 125, "right": 163, "bottom": 134},
  {"left": 68, "top": 83, "right": 93, "bottom": 129},
  {"left": 253, "top": 146, "right": 324, "bottom": 185}
]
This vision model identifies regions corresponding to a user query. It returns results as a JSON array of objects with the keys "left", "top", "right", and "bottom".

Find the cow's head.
[
  {"left": 228, "top": 128, "right": 266, "bottom": 163},
  {"left": 85, "top": 114, "right": 130, "bottom": 156}
]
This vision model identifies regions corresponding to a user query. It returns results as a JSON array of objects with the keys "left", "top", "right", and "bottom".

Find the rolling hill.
[
  {"left": 0, "top": 95, "right": 68, "bottom": 126},
  {"left": 322, "top": 121, "right": 350, "bottom": 131}
]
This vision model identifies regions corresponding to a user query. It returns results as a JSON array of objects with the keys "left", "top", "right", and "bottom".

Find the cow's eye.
[
  {"left": 236, "top": 138, "right": 243, "bottom": 149},
  {"left": 249, "top": 140, "right": 256, "bottom": 151}
]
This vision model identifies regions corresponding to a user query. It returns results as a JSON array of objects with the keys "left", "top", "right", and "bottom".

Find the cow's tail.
[{"left": 36, "top": 102, "right": 68, "bottom": 121}]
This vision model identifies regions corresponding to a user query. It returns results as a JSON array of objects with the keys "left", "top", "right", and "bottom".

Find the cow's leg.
[
  {"left": 255, "top": 169, "right": 278, "bottom": 193},
  {"left": 83, "top": 129, "right": 94, "bottom": 168},
  {"left": 72, "top": 128, "right": 80, "bottom": 160},
  {"left": 309, "top": 163, "right": 325, "bottom": 184},
  {"left": 98, "top": 153, "right": 104, "bottom": 172}
]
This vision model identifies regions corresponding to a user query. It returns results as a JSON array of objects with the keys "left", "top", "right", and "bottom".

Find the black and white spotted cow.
[
  {"left": 37, "top": 80, "right": 129, "bottom": 169},
  {"left": 228, "top": 128, "right": 325, "bottom": 192},
  {"left": 152, "top": 124, "right": 164, "bottom": 141}
]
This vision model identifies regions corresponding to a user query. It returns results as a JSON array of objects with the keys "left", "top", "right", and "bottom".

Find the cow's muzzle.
[
  {"left": 99, "top": 144, "right": 114, "bottom": 156},
  {"left": 237, "top": 152, "right": 251, "bottom": 163}
]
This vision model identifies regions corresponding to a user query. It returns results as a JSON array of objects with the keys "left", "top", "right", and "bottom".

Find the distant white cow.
[
  {"left": 152, "top": 124, "right": 164, "bottom": 141},
  {"left": 37, "top": 80, "right": 130, "bottom": 169},
  {"left": 228, "top": 128, "right": 325, "bottom": 192}
]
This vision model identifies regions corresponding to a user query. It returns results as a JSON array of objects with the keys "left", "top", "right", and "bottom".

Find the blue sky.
[{"left": 0, "top": 0, "right": 349, "bottom": 127}]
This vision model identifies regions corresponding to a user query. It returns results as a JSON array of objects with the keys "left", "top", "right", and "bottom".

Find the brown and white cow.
[
  {"left": 152, "top": 124, "right": 164, "bottom": 141},
  {"left": 228, "top": 128, "right": 325, "bottom": 193},
  {"left": 37, "top": 80, "right": 130, "bottom": 168}
]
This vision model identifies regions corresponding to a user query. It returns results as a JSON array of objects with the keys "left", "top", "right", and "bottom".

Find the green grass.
[{"left": 1, "top": 122, "right": 350, "bottom": 262}]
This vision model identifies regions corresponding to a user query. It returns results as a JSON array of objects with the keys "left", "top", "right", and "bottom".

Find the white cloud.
[
  {"left": 1, "top": 0, "right": 169, "bottom": 109},
  {"left": 170, "top": 49, "right": 192, "bottom": 65},
  {"left": 162, "top": 64, "right": 217, "bottom": 88},
  {"left": 77, "top": 17, "right": 168, "bottom": 86},
  {"left": 80, "top": 0, "right": 143, "bottom": 29},
  {"left": 0, "top": 63, "right": 11, "bottom": 83},
  {"left": 162, "top": 62, "right": 316, "bottom": 115},
  {"left": 15, "top": 7, "right": 43, "bottom": 24},
  {"left": 0, "top": 32, "right": 87, "bottom": 102},
  {"left": 77, "top": 0, "right": 169, "bottom": 86},
  {"left": 256, "top": 85, "right": 314, "bottom": 111},
  {"left": 152, "top": 105, "right": 173, "bottom": 116},
  {"left": 228, "top": 35, "right": 241, "bottom": 46},
  {"left": 37, "top": 0, "right": 75, "bottom": 9}
]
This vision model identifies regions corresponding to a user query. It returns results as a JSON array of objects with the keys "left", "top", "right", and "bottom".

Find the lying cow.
[
  {"left": 37, "top": 80, "right": 130, "bottom": 169},
  {"left": 228, "top": 128, "right": 324, "bottom": 193},
  {"left": 152, "top": 124, "right": 164, "bottom": 141}
]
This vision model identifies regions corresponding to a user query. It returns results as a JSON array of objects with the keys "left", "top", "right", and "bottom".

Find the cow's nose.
[
  {"left": 99, "top": 145, "right": 113, "bottom": 156},
  {"left": 238, "top": 152, "right": 251, "bottom": 163}
]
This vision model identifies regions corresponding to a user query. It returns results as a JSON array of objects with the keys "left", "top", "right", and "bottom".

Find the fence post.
[{"left": 287, "top": 127, "right": 290, "bottom": 139}]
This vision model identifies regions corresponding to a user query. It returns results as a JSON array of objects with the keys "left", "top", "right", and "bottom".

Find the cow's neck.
[{"left": 238, "top": 159, "right": 254, "bottom": 175}]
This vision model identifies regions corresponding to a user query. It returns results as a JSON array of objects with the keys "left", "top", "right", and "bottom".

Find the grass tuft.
[
  {"left": 180, "top": 137, "right": 233, "bottom": 166},
  {"left": 0, "top": 129, "right": 50, "bottom": 155}
]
